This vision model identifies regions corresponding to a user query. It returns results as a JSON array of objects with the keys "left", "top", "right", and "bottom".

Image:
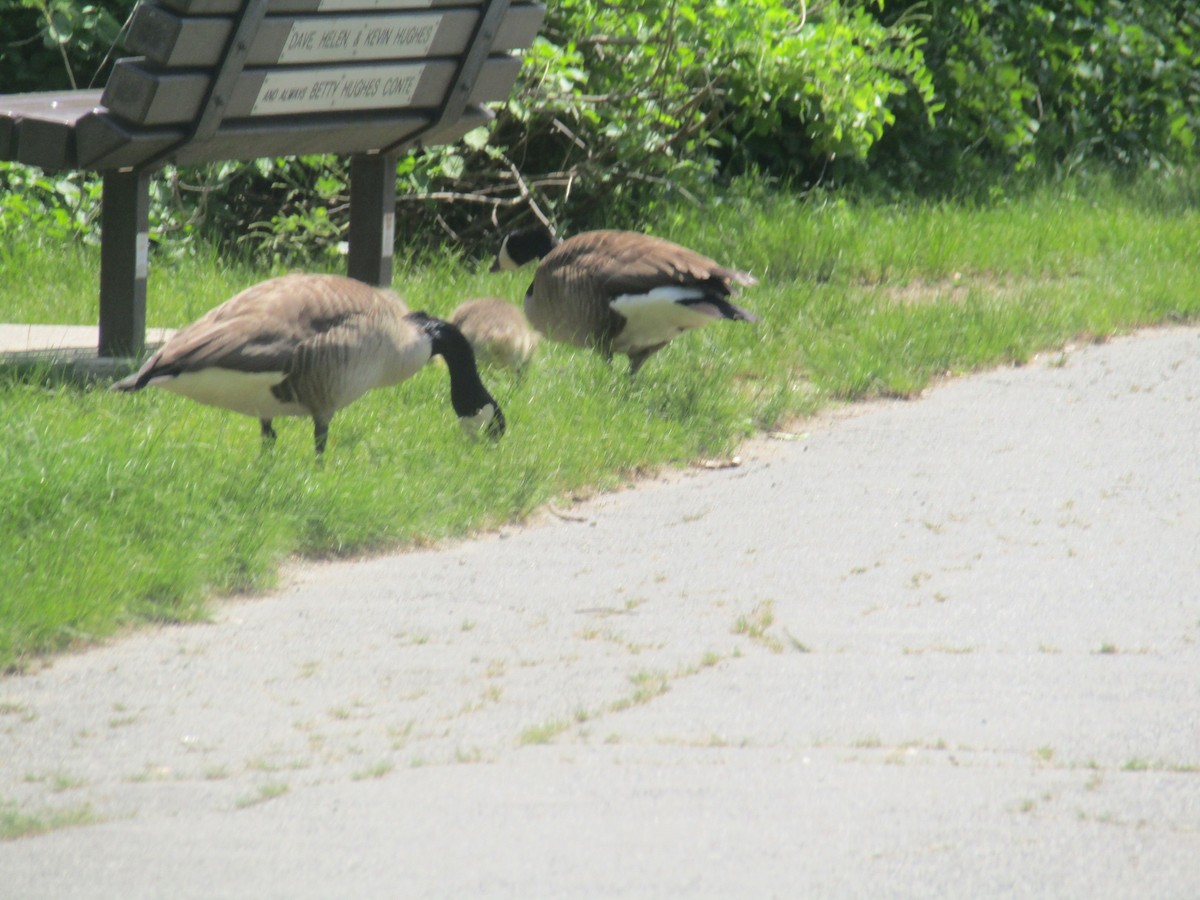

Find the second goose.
[{"left": 494, "top": 226, "right": 759, "bottom": 375}]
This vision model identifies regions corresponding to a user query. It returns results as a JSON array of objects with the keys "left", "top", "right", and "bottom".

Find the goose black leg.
[
  {"left": 627, "top": 343, "right": 666, "bottom": 377},
  {"left": 313, "top": 421, "right": 329, "bottom": 457},
  {"left": 260, "top": 418, "right": 277, "bottom": 451}
]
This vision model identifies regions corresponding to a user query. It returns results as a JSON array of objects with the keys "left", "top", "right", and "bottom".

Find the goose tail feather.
[{"left": 110, "top": 364, "right": 156, "bottom": 393}]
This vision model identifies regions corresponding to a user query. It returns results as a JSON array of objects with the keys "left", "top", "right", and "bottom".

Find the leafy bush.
[
  {"left": 383, "top": 0, "right": 939, "bottom": 255},
  {"left": 0, "top": 165, "right": 101, "bottom": 244},
  {"left": 0, "top": 0, "right": 134, "bottom": 90},
  {"left": 1, "top": 0, "right": 1198, "bottom": 261},
  {"left": 4, "top": 0, "right": 936, "bottom": 258},
  {"left": 875, "top": 1, "right": 1200, "bottom": 192},
  {"left": 717, "top": 2, "right": 938, "bottom": 175}
]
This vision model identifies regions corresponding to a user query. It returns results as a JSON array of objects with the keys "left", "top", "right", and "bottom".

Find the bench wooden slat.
[
  {"left": 101, "top": 54, "right": 521, "bottom": 127},
  {"left": 7, "top": 96, "right": 107, "bottom": 170},
  {"left": 156, "top": 0, "right": 475, "bottom": 13},
  {"left": 126, "top": 3, "right": 544, "bottom": 69},
  {"left": 0, "top": 91, "right": 105, "bottom": 161},
  {"left": 14, "top": 118, "right": 84, "bottom": 171},
  {"left": 74, "top": 115, "right": 181, "bottom": 170},
  {"left": 73, "top": 103, "right": 490, "bottom": 170},
  {"left": 178, "top": 103, "right": 490, "bottom": 163}
]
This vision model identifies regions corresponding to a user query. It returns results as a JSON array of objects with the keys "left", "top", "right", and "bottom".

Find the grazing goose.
[
  {"left": 449, "top": 296, "right": 539, "bottom": 372},
  {"left": 111, "top": 273, "right": 505, "bottom": 454},
  {"left": 493, "top": 226, "right": 759, "bottom": 375}
]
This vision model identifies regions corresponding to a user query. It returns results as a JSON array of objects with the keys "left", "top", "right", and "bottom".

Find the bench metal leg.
[
  {"left": 347, "top": 153, "right": 396, "bottom": 287},
  {"left": 99, "top": 170, "right": 150, "bottom": 358}
]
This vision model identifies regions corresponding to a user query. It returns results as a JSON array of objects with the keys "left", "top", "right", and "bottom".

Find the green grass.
[
  {"left": 2, "top": 175, "right": 1200, "bottom": 670},
  {"left": 234, "top": 782, "right": 290, "bottom": 809},
  {"left": 518, "top": 719, "right": 572, "bottom": 746},
  {"left": 0, "top": 799, "right": 97, "bottom": 840},
  {"left": 732, "top": 600, "right": 784, "bottom": 653}
]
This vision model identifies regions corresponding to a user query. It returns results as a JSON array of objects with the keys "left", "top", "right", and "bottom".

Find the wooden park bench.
[{"left": 0, "top": 0, "right": 544, "bottom": 358}]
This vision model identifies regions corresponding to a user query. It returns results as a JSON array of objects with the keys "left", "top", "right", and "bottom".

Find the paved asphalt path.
[{"left": 2, "top": 327, "right": 1198, "bottom": 898}]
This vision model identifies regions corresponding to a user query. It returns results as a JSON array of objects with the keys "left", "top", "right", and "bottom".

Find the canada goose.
[
  {"left": 449, "top": 296, "right": 539, "bottom": 371},
  {"left": 111, "top": 273, "right": 505, "bottom": 454},
  {"left": 493, "top": 226, "right": 758, "bottom": 374}
]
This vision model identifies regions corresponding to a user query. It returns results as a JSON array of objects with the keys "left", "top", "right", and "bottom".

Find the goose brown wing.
[
  {"left": 558, "top": 231, "right": 752, "bottom": 299},
  {"left": 138, "top": 275, "right": 399, "bottom": 378}
]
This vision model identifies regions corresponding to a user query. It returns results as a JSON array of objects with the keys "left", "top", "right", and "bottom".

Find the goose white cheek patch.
[
  {"left": 610, "top": 287, "right": 716, "bottom": 351},
  {"left": 495, "top": 241, "right": 521, "bottom": 272},
  {"left": 459, "top": 403, "right": 497, "bottom": 436}
]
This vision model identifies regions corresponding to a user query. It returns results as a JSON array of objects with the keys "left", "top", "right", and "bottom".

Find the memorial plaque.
[
  {"left": 278, "top": 14, "right": 441, "bottom": 63},
  {"left": 316, "top": 0, "right": 435, "bottom": 10},
  {"left": 250, "top": 62, "right": 425, "bottom": 115}
]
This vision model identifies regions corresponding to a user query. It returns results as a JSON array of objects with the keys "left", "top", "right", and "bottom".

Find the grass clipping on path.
[{"left": 2, "top": 177, "right": 1199, "bottom": 669}]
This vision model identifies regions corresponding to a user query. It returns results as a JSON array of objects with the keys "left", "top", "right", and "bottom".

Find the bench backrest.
[{"left": 3, "top": 0, "right": 544, "bottom": 173}]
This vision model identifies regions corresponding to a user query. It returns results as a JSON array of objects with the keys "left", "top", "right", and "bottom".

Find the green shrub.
[
  {"left": 876, "top": 1, "right": 1200, "bottom": 192},
  {"left": 2, "top": 0, "right": 1198, "bottom": 259},
  {"left": 0, "top": 0, "right": 133, "bottom": 91}
]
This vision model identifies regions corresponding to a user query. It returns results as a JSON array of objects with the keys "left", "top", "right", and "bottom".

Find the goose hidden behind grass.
[
  {"left": 449, "top": 296, "right": 539, "bottom": 372},
  {"left": 493, "top": 225, "right": 759, "bottom": 375},
  {"left": 111, "top": 273, "right": 505, "bottom": 455}
]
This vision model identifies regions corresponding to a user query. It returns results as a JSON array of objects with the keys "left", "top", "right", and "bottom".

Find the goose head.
[
  {"left": 413, "top": 312, "right": 506, "bottom": 441},
  {"left": 491, "top": 225, "right": 559, "bottom": 272}
]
